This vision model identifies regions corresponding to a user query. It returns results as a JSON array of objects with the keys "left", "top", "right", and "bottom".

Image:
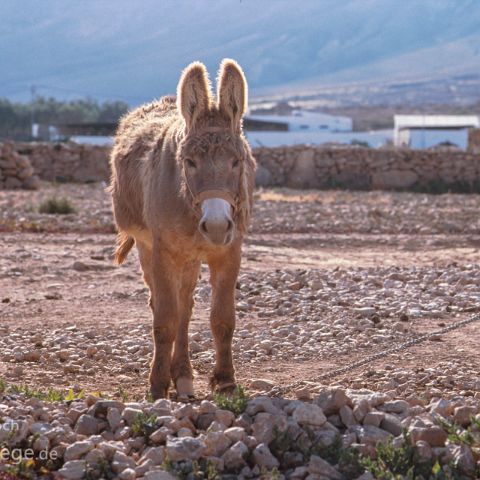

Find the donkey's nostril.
[{"left": 199, "top": 198, "right": 235, "bottom": 245}]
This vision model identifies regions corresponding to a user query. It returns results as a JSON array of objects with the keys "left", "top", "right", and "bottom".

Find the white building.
[
  {"left": 245, "top": 110, "right": 353, "bottom": 133},
  {"left": 243, "top": 109, "right": 385, "bottom": 148},
  {"left": 394, "top": 115, "right": 480, "bottom": 149},
  {"left": 245, "top": 129, "right": 391, "bottom": 148}
]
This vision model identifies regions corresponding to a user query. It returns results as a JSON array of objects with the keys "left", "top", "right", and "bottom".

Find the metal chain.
[{"left": 272, "top": 312, "right": 480, "bottom": 395}]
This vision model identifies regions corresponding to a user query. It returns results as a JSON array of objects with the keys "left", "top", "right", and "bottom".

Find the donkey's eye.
[
  {"left": 186, "top": 159, "right": 196, "bottom": 169},
  {"left": 232, "top": 158, "right": 240, "bottom": 168}
]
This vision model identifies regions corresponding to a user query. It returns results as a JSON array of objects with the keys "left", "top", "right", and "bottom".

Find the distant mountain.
[{"left": 1, "top": 0, "right": 479, "bottom": 105}]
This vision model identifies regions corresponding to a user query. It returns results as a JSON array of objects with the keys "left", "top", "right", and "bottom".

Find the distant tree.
[
  {"left": 0, "top": 96, "right": 129, "bottom": 140},
  {"left": 98, "top": 101, "right": 130, "bottom": 122}
]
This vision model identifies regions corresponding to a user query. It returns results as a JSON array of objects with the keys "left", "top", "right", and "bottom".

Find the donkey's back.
[{"left": 110, "top": 96, "right": 181, "bottom": 242}]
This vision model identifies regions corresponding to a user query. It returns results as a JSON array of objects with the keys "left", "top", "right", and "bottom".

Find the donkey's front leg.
[
  {"left": 150, "top": 240, "right": 179, "bottom": 399},
  {"left": 171, "top": 260, "right": 201, "bottom": 399},
  {"left": 208, "top": 244, "right": 241, "bottom": 392}
]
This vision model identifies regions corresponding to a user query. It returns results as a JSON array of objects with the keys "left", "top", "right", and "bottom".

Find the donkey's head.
[{"left": 177, "top": 59, "right": 251, "bottom": 246}]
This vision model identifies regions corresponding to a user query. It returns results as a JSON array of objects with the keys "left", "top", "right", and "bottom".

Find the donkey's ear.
[
  {"left": 217, "top": 59, "right": 248, "bottom": 132},
  {"left": 177, "top": 61, "right": 211, "bottom": 130}
]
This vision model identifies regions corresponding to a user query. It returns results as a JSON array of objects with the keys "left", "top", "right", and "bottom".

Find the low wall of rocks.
[
  {"left": 2, "top": 141, "right": 480, "bottom": 192},
  {"left": 255, "top": 145, "right": 480, "bottom": 191},
  {"left": 0, "top": 143, "right": 40, "bottom": 189},
  {"left": 13, "top": 142, "right": 111, "bottom": 184},
  {"left": 468, "top": 128, "right": 480, "bottom": 154}
]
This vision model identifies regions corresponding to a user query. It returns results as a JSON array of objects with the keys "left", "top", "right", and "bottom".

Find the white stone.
[
  {"left": 58, "top": 460, "right": 87, "bottom": 480},
  {"left": 64, "top": 440, "right": 94, "bottom": 462},
  {"left": 222, "top": 441, "right": 248, "bottom": 470},
  {"left": 166, "top": 436, "right": 205, "bottom": 461},
  {"left": 252, "top": 443, "right": 279, "bottom": 469},
  {"left": 292, "top": 403, "right": 327, "bottom": 426}
]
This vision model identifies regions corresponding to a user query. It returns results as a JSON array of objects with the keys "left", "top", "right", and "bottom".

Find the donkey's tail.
[{"left": 114, "top": 232, "right": 135, "bottom": 265}]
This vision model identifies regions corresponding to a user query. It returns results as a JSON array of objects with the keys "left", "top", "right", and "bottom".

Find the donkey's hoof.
[
  {"left": 175, "top": 377, "right": 194, "bottom": 398},
  {"left": 213, "top": 382, "right": 237, "bottom": 396},
  {"left": 176, "top": 393, "right": 196, "bottom": 403},
  {"left": 150, "top": 385, "right": 169, "bottom": 400}
]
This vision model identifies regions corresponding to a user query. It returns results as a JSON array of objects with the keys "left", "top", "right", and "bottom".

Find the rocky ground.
[{"left": 0, "top": 183, "right": 480, "bottom": 479}]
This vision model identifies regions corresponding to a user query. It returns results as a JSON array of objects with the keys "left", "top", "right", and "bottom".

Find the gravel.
[{"left": 0, "top": 389, "right": 478, "bottom": 478}]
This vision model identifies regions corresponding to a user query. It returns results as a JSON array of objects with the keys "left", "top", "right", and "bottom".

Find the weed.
[
  {"left": 117, "top": 386, "right": 129, "bottom": 402},
  {"left": 160, "top": 457, "right": 221, "bottom": 480},
  {"left": 2, "top": 381, "right": 84, "bottom": 403},
  {"left": 85, "top": 459, "right": 116, "bottom": 480},
  {"left": 3, "top": 452, "right": 62, "bottom": 480},
  {"left": 269, "top": 427, "right": 363, "bottom": 479},
  {"left": 5, "top": 458, "right": 37, "bottom": 480},
  {"left": 360, "top": 431, "right": 442, "bottom": 479},
  {"left": 435, "top": 416, "right": 478, "bottom": 447},
  {"left": 213, "top": 385, "right": 249, "bottom": 415},
  {"left": 131, "top": 412, "right": 158, "bottom": 438},
  {"left": 65, "top": 388, "right": 85, "bottom": 402},
  {"left": 38, "top": 196, "right": 76, "bottom": 214},
  {"left": 471, "top": 415, "right": 480, "bottom": 432},
  {"left": 161, "top": 456, "right": 174, "bottom": 473},
  {"left": 204, "top": 459, "right": 221, "bottom": 480},
  {"left": 260, "top": 466, "right": 280, "bottom": 479},
  {"left": 8, "top": 384, "right": 64, "bottom": 402},
  {"left": 144, "top": 389, "right": 154, "bottom": 403}
]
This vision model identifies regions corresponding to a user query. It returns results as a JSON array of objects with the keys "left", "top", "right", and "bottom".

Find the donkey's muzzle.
[{"left": 199, "top": 198, "right": 234, "bottom": 245}]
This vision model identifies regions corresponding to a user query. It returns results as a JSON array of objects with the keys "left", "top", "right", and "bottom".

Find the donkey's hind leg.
[
  {"left": 171, "top": 260, "right": 201, "bottom": 399},
  {"left": 136, "top": 241, "right": 154, "bottom": 310}
]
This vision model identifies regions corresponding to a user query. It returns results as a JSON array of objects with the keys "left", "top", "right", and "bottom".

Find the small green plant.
[
  {"left": 360, "top": 431, "right": 440, "bottom": 479},
  {"left": 85, "top": 459, "right": 116, "bottom": 480},
  {"left": 3, "top": 451, "right": 63, "bottom": 480},
  {"left": 3, "top": 382, "right": 85, "bottom": 403},
  {"left": 160, "top": 457, "right": 220, "bottom": 480},
  {"left": 117, "top": 386, "right": 129, "bottom": 402},
  {"left": 131, "top": 412, "right": 158, "bottom": 438},
  {"left": 64, "top": 388, "right": 85, "bottom": 402},
  {"left": 436, "top": 415, "right": 480, "bottom": 448},
  {"left": 213, "top": 385, "right": 249, "bottom": 415},
  {"left": 269, "top": 428, "right": 364, "bottom": 479},
  {"left": 204, "top": 459, "right": 221, "bottom": 480},
  {"left": 310, "top": 434, "right": 363, "bottom": 478},
  {"left": 8, "top": 384, "right": 64, "bottom": 402},
  {"left": 260, "top": 466, "right": 280, "bottom": 479},
  {"left": 161, "top": 455, "right": 174, "bottom": 473},
  {"left": 5, "top": 458, "right": 37, "bottom": 480},
  {"left": 144, "top": 389, "right": 154, "bottom": 403},
  {"left": 38, "top": 196, "right": 76, "bottom": 214}
]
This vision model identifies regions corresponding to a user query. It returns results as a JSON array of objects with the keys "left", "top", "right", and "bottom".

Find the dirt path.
[{"left": 1, "top": 230, "right": 479, "bottom": 401}]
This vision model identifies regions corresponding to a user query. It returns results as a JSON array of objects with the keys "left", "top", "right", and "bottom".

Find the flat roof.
[
  {"left": 245, "top": 110, "right": 352, "bottom": 127},
  {"left": 394, "top": 115, "right": 479, "bottom": 129}
]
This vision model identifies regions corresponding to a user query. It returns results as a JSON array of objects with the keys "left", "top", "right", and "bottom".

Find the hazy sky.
[{"left": 1, "top": 0, "right": 479, "bottom": 104}]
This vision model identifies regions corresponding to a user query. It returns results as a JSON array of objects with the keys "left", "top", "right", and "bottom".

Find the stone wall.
[
  {"left": 2, "top": 141, "right": 480, "bottom": 192},
  {"left": 254, "top": 145, "right": 480, "bottom": 191},
  {"left": 468, "top": 128, "right": 480, "bottom": 154},
  {"left": 13, "top": 141, "right": 110, "bottom": 183},
  {"left": 0, "top": 143, "right": 40, "bottom": 189}
]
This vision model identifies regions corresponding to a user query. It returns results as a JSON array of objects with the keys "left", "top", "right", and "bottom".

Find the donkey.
[{"left": 109, "top": 59, "right": 256, "bottom": 400}]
